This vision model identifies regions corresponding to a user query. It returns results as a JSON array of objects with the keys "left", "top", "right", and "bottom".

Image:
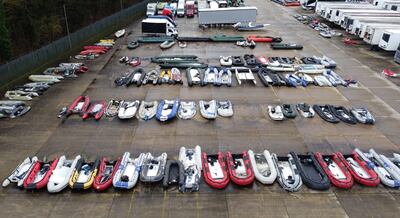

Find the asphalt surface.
[{"left": 1, "top": 0, "right": 400, "bottom": 217}]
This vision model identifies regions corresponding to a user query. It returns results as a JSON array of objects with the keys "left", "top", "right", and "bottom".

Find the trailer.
[
  {"left": 338, "top": 10, "right": 400, "bottom": 26},
  {"left": 364, "top": 26, "right": 400, "bottom": 46},
  {"left": 379, "top": 29, "right": 400, "bottom": 51},
  {"left": 197, "top": 7, "right": 257, "bottom": 27},
  {"left": 315, "top": 2, "right": 370, "bottom": 17},
  {"left": 373, "top": 0, "right": 400, "bottom": 8},
  {"left": 358, "top": 22, "right": 400, "bottom": 37},
  {"left": 329, "top": 9, "right": 396, "bottom": 24},
  {"left": 343, "top": 14, "right": 400, "bottom": 30},
  {"left": 383, "top": 1, "right": 400, "bottom": 11},
  {"left": 317, "top": 4, "right": 375, "bottom": 20}
]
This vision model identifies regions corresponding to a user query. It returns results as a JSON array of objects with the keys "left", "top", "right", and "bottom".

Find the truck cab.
[
  {"left": 146, "top": 3, "right": 157, "bottom": 16},
  {"left": 142, "top": 16, "right": 178, "bottom": 37},
  {"left": 185, "top": 1, "right": 196, "bottom": 17}
]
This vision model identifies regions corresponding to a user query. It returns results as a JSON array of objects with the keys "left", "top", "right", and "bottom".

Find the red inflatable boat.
[
  {"left": 226, "top": 151, "right": 254, "bottom": 186},
  {"left": 93, "top": 157, "right": 121, "bottom": 191},
  {"left": 24, "top": 157, "right": 59, "bottom": 190},
  {"left": 337, "top": 152, "right": 380, "bottom": 187},
  {"left": 66, "top": 95, "right": 90, "bottom": 118},
  {"left": 83, "top": 46, "right": 109, "bottom": 51},
  {"left": 315, "top": 152, "right": 353, "bottom": 189},
  {"left": 82, "top": 100, "right": 106, "bottom": 120},
  {"left": 247, "top": 35, "right": 274, "bottom": 42},
  {"left": 80, "top": 49, "right": 106, "bottom": 55},
  {"left": 202, "top": 152, "right": 230, "bottom": 189}
]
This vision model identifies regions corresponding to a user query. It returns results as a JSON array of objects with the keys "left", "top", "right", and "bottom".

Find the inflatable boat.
[
  {"left": 271, "top": 43, "right": 303, "bottom": 50},
  {"left": 128, "top": 57, "right": 141, "bottom": 67},
  {"left": 118, "top": 100, "right": 140, "bottom": 119},
  {"left": 313, "top": 105, "right": 340, "bottom": 123},
  {"left": 24, "top": 157, "right": 59, "bottom": 190},
  {"left": 178, "top": 101, "right": 196, "bottom": 119},
  {"left": 113, "top": 152, "right": 145, "bottom": 189},
  {"left": 156, "top": 99, "right": 179, "bottom": 122},
  {"left": 272, "top": 153, "right": 302, "bottom": 192},
  {"left": 234, "top": 23, "right": 270, "bottom": 31},
  {"left": 65, "top": 95, "right": 90, "bottom": 119},
  {"left": 220, "top": 56, "right": 232, "bottom": 66},
  {"left": 350, "top": 107, "right": 375, "bottom": 124},
  {"left": 140, "top": 153, "right": 168, "bottom": 183},
  {"left": 142, "top": 70, "right": 160, "bottom": 85},
  {"left": 186, "top": 68, "right": 203, "bottom": 86},
  {"left": 314, "top": 152, "right": 353, "bottom": 189},
  {"left": 297, "top": 65, "right": 325, "bottom": 74},
  {"left": 0, "top": 101, "right": 31, "bottom": 119},
  {"left": 248, "top": 150, "right": 277, "bottom": 185},
  {"left": 295, "top": 72, "right": 314, "bottom": 85},
  {"left": 313, "top": 56, "right": 336, "bottom": 69},
  {"left": 296, "top": 103, "right": 315, "bottom": 118},
  {"left": 163, "top": 160, "right": 184, "bottom": 189},
  {"left": 328, "top": 105, "right": 357, "bottom": 124},
  {"left": 105, "top": 99, "right": 121, "bottom": 117},
  {"left": 203, "top": 66, "right": 219, "bottom": 86},
  {"left": 268, "top": 105, "right": 284, "bottom": 121},
  {"left": 282, "top": 104, "right": 297, "bottom": 119},
  {"left": 226, "top": 151, "right": 254, "bottom": 186},
  {"left": 5, "top": 90, "right": 38, "bottom": 101},
  {"left": 127, "top": 41, "right": 139, "bottom": 50},
  {"left": 47, "top": 155, "right": 81, "bottom": 193},
  {"left": 244, "top": 54, "right": 258, "bottom": 66},
  {"left": 199, "top": 100, "right": 217, "bottom": 119},
  {"left": 314, "top": 75, "right": 333, "bottom": 87},
  {"left": 202, "top": 152, "right": 230, "bottom": 189},
  {"left": 323, "top": 70, "right": 345, "bottom": 86},
  {"left": 217, "top": 68, "right": 232, "bottom": 87},
  {"left": 367, "top": 149, "right": 400, "bottom": 187},
  {"left": 2, "top": 156, "right": 38, "bottom": 188},
  {"left": 29, "top": 75, "right": 63, "bottom": 83},
  {"left": 171, "top": 68, "right": 183, "bottom": 84},
  {"left": 257, "top": 68, "right": 274, "bottom": 87},
  {"left": 291, "top": 152, "right": 330, "bottom": 190},
  {"left": 338, "top": 151, "right": 380, "bottom": 187},
  {"left": 115, "top": 29, "right": 126, "bottom": 38},
  {"left": 160, "top": 40, "right": 176, "bottom": 49},
  {"left": 179, "top": 146, "right": 202, "bottom": 191},
  {"left": 82, "top": 100, "right": 106, "bottom": 120},
  {"left": 138, "top": 101, "right": 158, "bottom": 121},
  {"left": 159, "top": 69, "right": 172, "bottom": 84},
  {"left": 232, "top": 56, "right": 245, "bottom": 66},
  {"left": 217, "top": 100, "right": 233, "bottom": 117},
  {"left": 69, "top": 158, "right": 100, "bottom": 190},
  {"left": 93, "top": 157, "right": 121, "bottom": 191},
  {"left": 233, "top": 67, "right": 256, "bottom": 85},
  {"left": 126, "top": 68, "right": 145, "bottom": 87}
]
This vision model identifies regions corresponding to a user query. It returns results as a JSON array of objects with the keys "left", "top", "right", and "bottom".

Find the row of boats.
[
  {"left": 4, "top": 146, "right": 400, "bottom": 193},
  {"left": 58, "top": 96, "right": 234, "bottom": 121}
]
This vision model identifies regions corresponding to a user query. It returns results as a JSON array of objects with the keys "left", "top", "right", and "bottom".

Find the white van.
[{"left": 177, "top": 0, "right": 185, "bottom": 17}]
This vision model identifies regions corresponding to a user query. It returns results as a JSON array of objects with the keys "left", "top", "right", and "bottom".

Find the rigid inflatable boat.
[
  {"left": 268, "top": 105, "right": 284, "bottom": 121},
  {"left": 314, "top": 152, "right": 353, "bottom": 189},
  {"left": 105, "top": 99, "right": 121, "bottom": 117},
  {"left": 179, "top": 146, "right": 202, "bottom": 191},
  {"left": 163, "top": 160, "right": 184, "bottom": 189},
  {"left": 220, "top": 56, "right": 232, "bottom": 66},
  {"left": 140, "top": 153, "right": 168, "bottom": 183},
  {"left": 350, "top": 108, "right": 375, "bottom": 124},
  {"left": 178, "top": 101, "right": 196, "bottom": 119},
  {"left": 93, "top": 157, "right": 121, "bottom": 191},
  {"left": 226, "top": 151, "right": 255, "bottom": 186},
  {"left": 113, "top": 152, "right": 145, "bottom": 189},
  {"left": 248, "top": 150, "right": 277, "bottom": 185},
  {"left": 338, "top": 151, "right": 380, "bottom": 187},
  {"left": 24, "top": 157, "right": 59, "bottom": 190},
  {"left": 118, "top": 100, "right": 140, "bottom": 119},
  {"left": 138, "top": 101, "right": 158, "bottom": 121},
  {"left": 65, "top": 95, "right": 90, "bottom": 119},
  {"left": 186, "top": 68, "right": 202, "bottom": 86},
  {"left": 69, "top": 158, "right": 100, "bottom": 190},
  {"left": 82, "top": 100, "right": 106, "bottom": 120},
  {"left": 159, "top": 69, "right": 172, "bottom": 84},
  {"left": 234, "top": 67, "right": 256, "bottom": 85},
  {"left": 217, "top": 68, "right": 232, "bottom": 87},
  {"left": 142, "top": 70, "right": 160, "bottom": 85},
  {"left": 291, "top": 152, "right": 330, "bottom": 190},
  {"left": 217, "top": 100, "right": 233, "bottom": 117},
  {"left": 2, "top": 156, "right": 38, "bottom": 188},
  {"left": 296, "top": 103, "right": 315, "bottom": 118},
  {"left": 272, "top": 153, "right": 302, "bottom": 192},
  {"left": 126, "top": 68, "right": 145, "bottom": 87},
  {"left": 313, "top": 105, "right": 340, "bottom": 123},
  {"left": 47, "top": 155, "right": 81, "bottom": 193},
  {"left": 199, "top": 100, "right": 217, "bottom": 119},
  {"left": 202, "top": 152, "right": 230, "bottom": 189},
  {"left": 203, "top": 66, "right": 219, "bottom": 86},
  {"left": 328, "top": 105, "right": 357, "bottom": 124},
  {"left": 367, "top": 149, "right": 400, "bottom": 188},
  {"left": 282, "top": 104, "right": 297, "bottom": 119},
  {"left": 156, "top": 99, "right": 179, "bottom": 122},
  {"left": 171, "top": 68, "right": 183, "bottom": 84}
]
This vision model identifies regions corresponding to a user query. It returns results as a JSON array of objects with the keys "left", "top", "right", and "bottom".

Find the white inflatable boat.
[
  {"left": 47, "top": 155, "right": 81, "bottom": 193},
  {"left": 178, "top": 101, "right": 197, "bottom": 119},
  {"left": 113, "top": 152, "right": 146, "bottom": 189},
  {"left": 248, "top": 150, "right": 277, "bottom": 184},
  {"left": 2, "top": 156, "right": 38, "bottom": 188},
  {"left": 217, "top": 100, "right": 233, "bottom": 117},
  {"left": 118, "top": 100, "right": 140, "bottom": 119},
  {"left": 179, "top": 146, "right": 202, "bottom": 192},
  {"left": 199, "top": 100, "right": 217, "bottom": 119}
]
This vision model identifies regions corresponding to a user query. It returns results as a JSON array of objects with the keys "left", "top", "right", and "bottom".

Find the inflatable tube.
[
  {"left": 328, "top": 105, "right": 357, "bottom": 124},
  {"left": 47, "top": 155, "right": 81, "bottom": 193},
  {"left": 113, "top": 152, "right": 145, "bottom": 189},
  {"left": 140, "top": 153, "right": 168, "bottom": 183},
  {"left": 314, "top": 152, "right": 353, "bottom": 189},
  {"left": 226, "top": 151, "right": 254, "bottom": 186},
  {"left": 338, "top": 152, "right": 380, "bottom": 187},
  {"left": 156, "top": 99, "right": 179, "bottom": 122},
  {"left": 2, "top": 156, "right": 38, "bottom": 188},
  {"left": 69, "top": 158, "right": 100, "bottom": 190},
  {"left": 163, "top": 160, "right": 185, "bottom": 189},
  {"left": 272, "top": 153, "right": 302, "bottom": 192},
  {"left": 178, "top": 101, "right": 196, "bottom": 120},
  {"left": 291, "top": 152, "right": 330, "bottom": 190},
  {"left": 138, "top": 101, "right": 158, "bottom": 121},
  {"left": 82, "top": 100, "right": 106, "bottom": 120},
  {"left": 248, "top": 150, "right": 277, "bottom": 185},
  {"left": 24, "top": 157, "right": 59, "bottom": 190},
  {"left": 282, "top": 104, "right": 297, "bottom": 118},
  {"left": 93, "top": 157, "right": 121, "bottom": 191},
  {"left": 179, "top": 146, "right": 202, "bottom": 192},
  {"left": 313, "top": 105, "right": 340, "bottom": 123},
  {"left": 202, "top": 152, "right": 230, "bottom": 189}
]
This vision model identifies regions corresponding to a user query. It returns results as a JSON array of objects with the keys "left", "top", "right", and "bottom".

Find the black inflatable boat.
[
  {"left": 163, "top": 160, "right": 185, "bottom": 190},
  {"left": 328, "top": 105, "right": 357, "bottom": 124},
  {"left": 313, "top": 105, "right": 340, "bottom": 123}
]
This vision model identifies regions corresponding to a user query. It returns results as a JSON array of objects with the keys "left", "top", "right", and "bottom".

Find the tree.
[{"left": 0, "top": 0, "right": 11, "bottom": 62}]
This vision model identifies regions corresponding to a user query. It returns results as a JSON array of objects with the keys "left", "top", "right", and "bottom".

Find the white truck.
[
  {"left": 198, "top": 7, "right": 257, "bottom": 27},
  {"left": 146, "top": 3, "right": 157, "bottom": 16},
  {"left": 177, "top": 0, "right": 185, "bottom": 17},
  {"left": 142, "top": 16, "right": 178, "bottom": 37},
  {"left": 379, "top": 29, "right": 400, "bottom": 51}
]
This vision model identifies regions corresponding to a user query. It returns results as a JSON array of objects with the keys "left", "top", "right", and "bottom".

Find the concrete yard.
[{"left": 1, "top": 0, "right": 400, "bottom": 217}]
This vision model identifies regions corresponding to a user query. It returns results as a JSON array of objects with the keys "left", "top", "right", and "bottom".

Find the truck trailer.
[
  {"left": 379, "top": 29, "right": 400, "bottom": 51},
  {"left": 198, "top": 7, "right": 257, "bottom": 27}
]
